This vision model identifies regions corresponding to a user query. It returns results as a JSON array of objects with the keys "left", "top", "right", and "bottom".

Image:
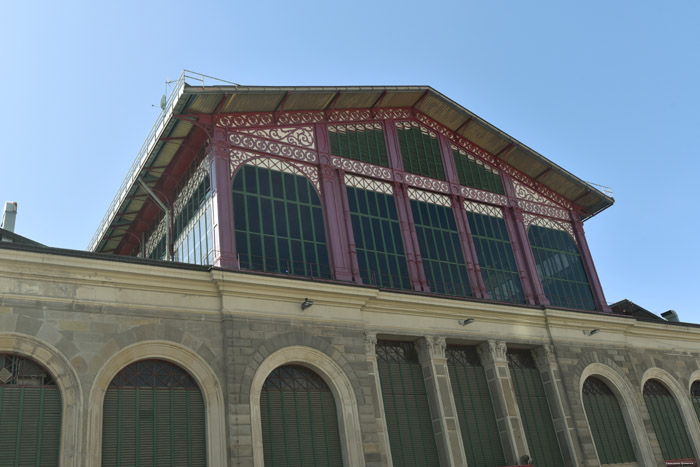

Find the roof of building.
[
  {"left": 609, "top": 299, "right": 664, "bottom": 321},
  {"left": 89, "top": 71, "right": 615, "bottom": 254},
  {"left": 0, "top": 228, "right": 44, "bottom": 247}
]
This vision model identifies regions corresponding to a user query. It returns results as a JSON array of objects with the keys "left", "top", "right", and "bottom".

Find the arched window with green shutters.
[
  {"left": 691, "top": 381, "right": 700, "bottom": 425},
  {"left": 233, "top": 163, "right": 331, "bottom": 279},
  {"left": 102, "top": 359, "right": 206, "bottom": 467},
  {"left": 527, "top": 224, "right": 596, "bottom": 310},
  {"left": 507, "top": 349, "right": 564, "bottom": 467},
  {"left": 446, "top": 346, "right": 505, "bottom": 467},
  {"left": 0, "top": 354, "right": 61, "bottom": 467},
  {"left": 582, "top": 377, "right": 636, "bottom": 465},
  {"left": 376, "top": 341, "right": 439, "bottom": 467},
  {"left": 643, "top": 379, "right": 694, "bottom": 462},
  {"left": 260, "top": 365, "right": 343, "bottom": 467}
]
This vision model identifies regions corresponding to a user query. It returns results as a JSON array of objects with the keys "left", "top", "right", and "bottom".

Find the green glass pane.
[
  {"left": 233, "top": 165, "right": 331, "bottom": 279},
  {"left": 410, "top": 199, "right": 471, "bottom": 297},
  {"left": 527, "top": 225, "right": 595, "bottom": 310},
  {"left": 452, "top": 150, "right": 505, "bottom": 194},
  {"left": 467, "top": 210, "right": 524, "bottom": 303},
  {"left": 397, "top": 126, "right": 446, "bottom": 180},
  {"left": 347, "top": 186, "right": 411, "bottom": 290},
  {"left": 328, "top": 126, "right": 389, "bottom": 167}
]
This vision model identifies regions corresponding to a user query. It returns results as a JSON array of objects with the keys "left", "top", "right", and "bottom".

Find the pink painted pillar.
[
  {"left": 438, "top": 134, "right": 486, "bottom": 298},
  {"left": 209, "top": 126, "right": 239, "bottom": 270},
  {"left": 315, "top": 123, "right": 354, "bottom": 282},
  {"left": 571, "top": 211, "right": 611, "bottom": 312},
  {"left": 383, "top": 119, "right": 426, "bottom": 291},
  {"left": 501, "top": 207, "right": 536, "bottom": 304},
  {"left": 337, "top": 170, "right": 363, "bottom": 283},
  {"left": 502, "top": 174, "right": 549, "bottom": 306}
]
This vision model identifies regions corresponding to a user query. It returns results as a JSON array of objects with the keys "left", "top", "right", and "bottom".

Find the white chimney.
[{"left": 1, "top": 201, "right": 17, "bottom": 232}]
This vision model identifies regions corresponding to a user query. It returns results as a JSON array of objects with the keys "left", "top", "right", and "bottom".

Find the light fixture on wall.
[
  {"left": 458, "top": 318, "right": 475, "bottom": 326},
  {"left": 301, "top": 298, "right": 314, "bottom": 311},
  {"left": 583, "top": 329, "right": 600, "bottom": 336}
]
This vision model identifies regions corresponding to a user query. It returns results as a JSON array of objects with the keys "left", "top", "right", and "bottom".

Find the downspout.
[{"left": 137, "top": 178, "right": 172, "bottom": 261}]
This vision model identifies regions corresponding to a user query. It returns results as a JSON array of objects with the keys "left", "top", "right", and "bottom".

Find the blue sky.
[{"left": 2, "top": 1, "right": 699, "bottom": 322}]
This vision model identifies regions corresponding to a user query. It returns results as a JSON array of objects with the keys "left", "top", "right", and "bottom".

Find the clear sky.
[{"left": 2, "top": 1, "right": 699, "bottom": 322}]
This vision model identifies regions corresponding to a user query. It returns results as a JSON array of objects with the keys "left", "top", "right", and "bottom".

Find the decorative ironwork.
[
  {"left": 452, "top": 146, "right": 500, "bottom": 175},
  {"left": 328, "top": 122, "right": 382, "bottom": 134},
  {"left": 327, "top": 109, "right": 372, "bottom": 123},
  {"left": 0, "top": 354, "right": 56, "bottom": 387},
  {"left": 464, "top": 200, "right": 503, "bottom": 218},
  {"left": 173, "top": 158, "right": 209, "bottom": 216},
  {"left": 229, "top": 127, "right": 317, "bottom": 163},
  {"left": 330, "top": 155, "right": 393, "bottom": 180},
  {"left": 404, "top": 173, "right": 450, "bottom": 193},
  {"left": 460, "top": 186, "right": 508, "bottom": 206},
  {"left": 376, "top": 341, "right": 420, "bottom": 364},
  {"left": 644, "top": 379, "right": 672, "bottom": 397},
  {"left": 523, "top": 214, "right": 576, "bottom": 242},
  {"left": 262, "top": 365, "right": 331, "bottom": 392},
  {"left": 506, "top": 349, "right": 537, "bottom": 370},
  {"left": 144, "top": 215, "right": 167, "bottom": 257},
  {"left": 446, "top": 346, "right": 482, "bottom": 367},
  {"left": 276, "top": 111, "right": 325, "bottom": 125},
  {"left": 514, "top": 181, "right": 560, "bottom": 207},
  {"left": 583, "top": 377, "right": 614, "bottom": 396},
  {"left": 374, "top": 108, "right": 413, "bottom": 120},
  {"left": 395, "top": 120, "right": 436, "bottom": 137},
  {"left": 344, "top": 174, "right": 393, "bottom": 194},
  {"left": 407, "top": 188, "right": 451, "bottom": 207},
  {"left": 231, "top": 151, "right": 320, "bottom": 192},
  {"left": 109, "top": 359, "right": 199, "bottom": 389},
  {"left": 218, "top": 113, "right": 275, "bottom": 129}
]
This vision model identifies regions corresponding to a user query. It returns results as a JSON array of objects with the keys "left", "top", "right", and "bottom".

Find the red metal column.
[
  {"left": 571, "top": 211, "right": 611, "bottom": 312},
  {"left": 502, "top": 174, "right": 549, "bottom": 306},
  {"left": 315, "top": 123, "right": 355, "bottom": 282},
  {"left": 384, "top": 119, "right": 426, "bottom": 291},
  {"left": 209, "top": 126, "right": 239, "bottom": 270}
]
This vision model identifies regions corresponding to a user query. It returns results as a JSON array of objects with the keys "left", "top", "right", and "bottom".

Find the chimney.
[
  {"left": 1, "top": 201, "right": 17, "bottom": 232},
  {"left": 661, "top": 310, "right": 679, "bottom": 322}
]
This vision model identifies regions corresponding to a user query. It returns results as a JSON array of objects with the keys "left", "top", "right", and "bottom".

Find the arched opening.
[
  {"left": 582, "top": 376, "right": 636, "bottom": 464},
  {"left": 643, "top": 378, "right": 694, "bottom": 462},
  {"left": 0, "top": 353, "right": 61, "bottom": 466},
  {"left": 101, "top": 359, "right": 206, "bottom": 466},
  {"left": 691, "top": 381, "right": 700, "bottom": 424},
  {"left": 260, "top": 365, "right": 343, "bottom": 466}
]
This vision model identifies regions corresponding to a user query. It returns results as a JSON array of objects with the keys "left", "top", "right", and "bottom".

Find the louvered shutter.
[{"left": 644, "top": 379, "right": 694, "bottom": 461}]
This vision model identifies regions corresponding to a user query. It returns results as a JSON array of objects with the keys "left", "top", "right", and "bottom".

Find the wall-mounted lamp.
[
  {"left": 583, "top": 329, "right": 600, "bottom": 336},
  {"left": 458, "top": 318, "right": 475, "bottom": 326},
  {"left": 301, "top": 298, "right": 314, "bottom": 311}
]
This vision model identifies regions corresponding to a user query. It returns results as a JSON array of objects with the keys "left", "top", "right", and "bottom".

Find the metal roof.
[{"left": 89, "top": 71, "right": 614, "bottom": 253}]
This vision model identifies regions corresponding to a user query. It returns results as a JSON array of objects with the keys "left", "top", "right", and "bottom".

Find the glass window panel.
[
  {"left": 328, "top": 126, "right": 389, "bottom": 167},
  {"left": 397, "top": 126, "right": 445, "bottom": 180}
]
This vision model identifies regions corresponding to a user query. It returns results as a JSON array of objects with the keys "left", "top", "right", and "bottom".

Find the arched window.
[
  {"left": 527, "top": 224, "right": 595, "bottom": 310},
  {"left": 691, "top": 381, "right": 700, "bottom": 425},
  {"left": 233, "top": 164, "right": 331, "bottom": 278},
  {"left": 643, "top": 379, "right": 694, "bottom": 461},
  {"left": 0, "top": 354, "right": 61, "bottom": 466},
  {"left": 102, "top": 359, "right": 206, "bottom": 466},
  {"left": 260, "top": 365, "right": 343, "bottom": 467},
  {"left": 582, "top": 377, "right": 636, "bottom": 464}
]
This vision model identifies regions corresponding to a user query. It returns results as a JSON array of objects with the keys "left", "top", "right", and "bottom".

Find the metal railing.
[{"left": 87, "top": 70, "right": 239, "bottom": 252}]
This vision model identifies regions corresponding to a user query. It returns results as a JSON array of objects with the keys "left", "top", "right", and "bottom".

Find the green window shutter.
[
  {"left": 0, "top": 354, "right": 61, "bottom": 467},
  {"left": 691, "top": 381, "right": 700, "bottom": 427},
  {"left": 446, "top": 346, "right": 505, "bottom": 467},
  {"left": 396, "top": 124, "right": 446, "bottom": 180},
  {"left": 346, "top": 183, "right": 411, "bottom": 290},
  {"left": 644, "top": 379, "right": 694, "bottom": 461},
  {"left": 260, "top": 365, "right": 343, "bottom": 467},
  {"left": 527, "top": 224, "right": 596, "bottom": 310},
  {"left": 233, "top": 164, "right": 331, "bottom": 279},
  {"left": 466, "top": 207, "right": 525, "bottom": 303},
  {"left": 376, "top": 341, "right": 440, "bottom": 467},
  {"left": 582, "top": 377, "right": 636, "bottom": 464},
  {"left": 328, "top": 124, "right": 389, "bottom": 167},
  {"left": 101, "top": 360, "right": 206, "bottom": 467},
  {"left": 452, "top": 148, "right": 505, "bottom": 194},
  {"left": 507, "top": 350, "right": 564, "bottom": 467},
  {"left": 409, "top": 197, "right": 471, "bottom": 297}
]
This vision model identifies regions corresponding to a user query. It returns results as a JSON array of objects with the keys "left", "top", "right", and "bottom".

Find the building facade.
[{"left": 1, "top": 72, "right": 700, "bottom": 467}]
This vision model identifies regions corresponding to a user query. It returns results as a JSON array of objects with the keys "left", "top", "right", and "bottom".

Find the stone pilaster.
[
  {"left": 532, "top": 346, "right": 582, "bottom": 467},
  {"left": 416, "top": 336, "right": 468, "bottom": 466},
  {"left": 364, "top": 332, "right": 392, "bottom": 466},
  {"left": 477, "top": 340, "right": 529, "bottom": 465}
]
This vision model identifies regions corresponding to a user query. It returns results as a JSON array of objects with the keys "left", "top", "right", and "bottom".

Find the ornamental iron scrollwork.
[
  {"left": 231, "top": 151, "right": 320, "bottom": 192},
  {"left": 643, "top": 379, "right": 672, "bottom": 397},
  {"left": 235, "top": 126, "right": 316, "bottom": 149},
  {"left": 217, "top": 113, "right": 274, "bottom": 129},
  {"left": 464, "top": 200, "right": 503, "bottom": 218},
  {"left": 582, "top": 377, "right": 614, "bottom": 396},
  {"left": 404, "top": 173, "right": 450, "bottom": 193},
  {"left": 327, "top": 109, "right": 372, "bottom": 123},
  {"left": 144, "top": 215, "right": 167, "bottom": 257},
  {"left": 506, "top": 349, "right": 537, "bottom": 370},
  {"left": 376, "top": 341, "right": 420, "bottom": 364},
  {"left": 173, "top": 158, "right": 209, "bottom": 216},
  {"left": 523, "top": 214, "right": 576, "bottom": 243},
  {"left": 407, "top": 188, "right": 451, "bottom": 207},
  {"left": 445, "top": 346, "right": 482, "bottom": 367},
  {"left": 460, "top": 186, "right": 509, "bottom": 206},
  {"left": 262, "top": 365, "right": 331, "bottom": 392},
  {"left": 229, "top": 127, "right": 317, "bottom": 163},
  {"left": 330, "top": 155, "right": 392, "bottom": 181},
  {"left": 0, "top": 354, "right": 56, "bottom": 387},
  {"left": 373, "top": 108, "right": 413, "bottom": 120}
]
